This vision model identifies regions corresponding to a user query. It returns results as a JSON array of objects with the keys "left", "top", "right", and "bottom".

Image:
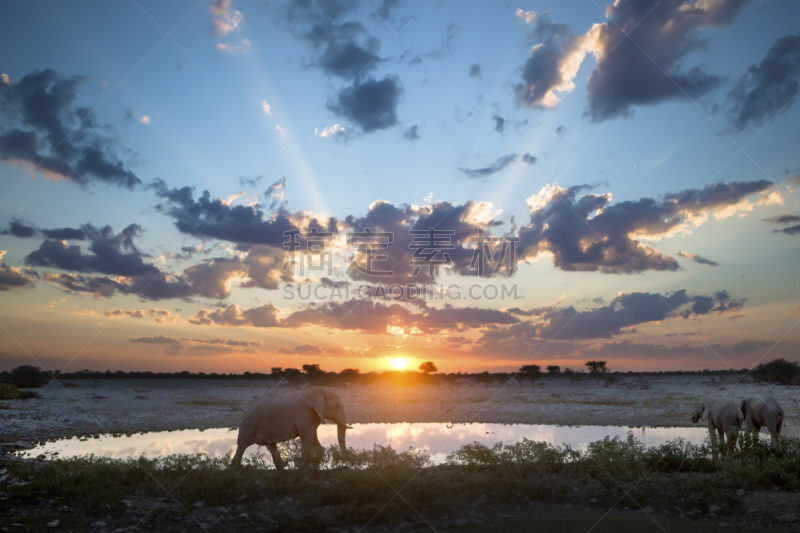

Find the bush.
[
  {"left": 752, "top": 358, "right": 800, "bottom": 385},
  {"left": 0, "top": 383, "right": 38, "bottom": 400}
]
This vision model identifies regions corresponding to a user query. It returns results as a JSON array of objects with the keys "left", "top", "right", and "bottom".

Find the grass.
[
  {"left": 2, "top": 435, "right": 799, "bottom": 531},
  {"left": 0, "top": 383, "right": 38, "bottom": 400}
]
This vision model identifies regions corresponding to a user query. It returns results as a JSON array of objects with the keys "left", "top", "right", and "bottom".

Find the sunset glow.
[{"left": 389, "top": 358, "right": 409, "bottom": 370}]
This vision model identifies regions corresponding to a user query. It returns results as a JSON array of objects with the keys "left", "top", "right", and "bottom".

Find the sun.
[{"left": 389, "top": 358, "right": 409, "bottom": 370}]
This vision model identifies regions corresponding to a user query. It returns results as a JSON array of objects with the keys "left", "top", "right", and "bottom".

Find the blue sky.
[{"left": 1, "top": 0, "right": 799, "bottom": 373}]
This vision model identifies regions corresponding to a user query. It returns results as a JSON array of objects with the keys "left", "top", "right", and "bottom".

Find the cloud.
[
  {"left": 25, "top": 223, "right": 159, "bottom": 277},
  {"left": 0, "top": 73, "right": 9, "bottom": 85},
  {"left": 210, "top": 0, "right": 243, "bottom": 36},
  {"left": 492, "top": 115, "right": 505, "bottom": 132},
  {"left": 189, "top": 303, "right": 282, "bottom": 328},
  {"left": 215, "top": 39, "right": 251, "bottom": 54},
  {"left": 764, "top": 214, "right": 800, "bottom": 224},
  {"left": 521, "top": 153, "right": 537, "bottom": 165},
  {"left": 42, "top": 271, "right": 195, "bottom": 301},
  {"left": 482, "top": 289, "right": 745, "bottom": 344},
  {"left": 1, "top": 219, "right": 37, "bottom": 238},
  {"left": 41, "top": 226, "right": 86, "bottom": 240},
  {"left": 131, "top": 335, "right": 181, "bottom": 345},
  {"left": 0, "top": 69, "right": 141, "bottom": 188},
  {"left": 261, "top": 100, "right": 272, "bottom": 115},
  {"left": 676, "top": 250, "right": 718, "bottom": 266},
  {"left": 402, "top": 125, "right": 419, "bottom": 140},
  {"left": 517, "top": 180, "right": 774, "bottom": 273},
  {"left": 727, "top": 32, "right": 800, "bottom": 130},
  {"left": 105, "top": 308, "right": 178, "bottom": 324},
  {"left": 458, "top": 154, "right": 517, "bottom": 178},
  {"left": 139, "top": 115, "right": 150, "bottom": 125},
  {"left": 0, "top": 250, "right": 36, "bottom": 291},
  {"left": 328, "top": 76, "right": 402, "bottom": 132},
  {"left": 469, "top": 63, "right": 482, "bottom": 79},
  {"left": 314, "top": 123, "right": 346, "bottom": 139},
  {"left": 514, "top": 1, "right": 751, "bottom": 120}
]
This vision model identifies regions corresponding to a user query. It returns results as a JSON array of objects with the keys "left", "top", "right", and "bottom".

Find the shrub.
[
  {"left": 752, "top": 358, "right": 800, "bottom": 385},
  {"left": 6, "top": 365, "right": 50, "bottom": 388},
  {"left": 0, "top": 383, "right": 38, "bottom": 400}
]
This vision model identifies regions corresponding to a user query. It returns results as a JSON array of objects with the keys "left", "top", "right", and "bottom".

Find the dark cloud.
[
  {"left": 372, "top": 0, "right": 400, "bottom": 20},
  {"left": 41, "top": 226, "right": 86, "bottom": 240},
  {"left": 43, "top": 271, "right": 195, "bottom": 301},
  {"left": 0, "top": 69, "right": 141, "bottom": 188},
  {"left": 130, "top": 335, "right": 181, "bottom": 345},
  {"left": 469, "top": 63, "right": 482, "bottom": 79},
  {"left": 774, "top": 224, "right": 800, "bottom": 236},
  {"left": 492, "top": 115, "right": 505, "bottom": 132},
  {"left": 0, "top": 253, "right": 36, "bottom": 291},
  {"left": 517, "top": 180, "right": 773, "bottom": 273},
  {"left": 676, "top": 250, "right": 718, "bottom": 266},
  {"left": 189, "top": 303, "right": 282, "bottom": 328},
  {"left": 555, "top": 125, "right": 566, "bottom": 136},
  {"left": 402, "top": 125, "right": 420, "bottom": 140},
  {"left": 514, "top": 1, "right": 750, "bottom": 120},
  {"left": 521, "top": 153, "right": 537, "bottom": 165},
  {"left": 727, "top": 32, "right": 800, "bottom": 130},
  {"left": 764, "top": 214, "right": 800, "bottom": 224},
  {"left": 25, "top": 224, "right": 158, "bottom": 277},
  {"left": 328, "top": 76, "right": 402, "bottom": 132},
  {"left": 1, "top": 220, "right": 36, "bottom": 238},
  {"left": 238, "top": 175, "right": 263, "bottom": 188},
  {"left": 458, "top": 154, "right": 517, "bottom": 179},
  {"left": 150, "top": 178, "right": 332, "bottom": 247}
]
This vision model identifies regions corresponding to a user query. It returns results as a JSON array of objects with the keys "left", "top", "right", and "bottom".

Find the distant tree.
[
  {"left": 270, "top": 367, "right": 283, "bottom": 376},
  {"left": 302, "top": 364, "right": 323, "bottom": 375},
  {"left": 475, "top": 371, "right": 495, "bottom": 387},
  {"left": 518, "top": 364, "right": 541, "bottom": 386},
  {"left": 752, "top": 358, "right": 800, "bottom": 385},
  {"left": 338, "top": 368, "right": 361, "bottom": 385},
  {"left": 546, "top": 365, "right": 561, "bottom": 375},
  {"left": 585, "top": 361, "right": 609, "bottom": 378},
  {"left": 9, "top": 365, "right": 49, "bottom": 388},
  {"left": 419, "top": 361, "right": 438, "bottom": 374}
]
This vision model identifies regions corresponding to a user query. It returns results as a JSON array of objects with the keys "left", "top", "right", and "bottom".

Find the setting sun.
[{"left": 389, "top": 358, "right": 409, "bottom": 370}]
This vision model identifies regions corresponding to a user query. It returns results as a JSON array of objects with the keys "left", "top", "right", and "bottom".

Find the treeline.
[{"left": 2, "top": 358, "right": 798, "bottom": 388}]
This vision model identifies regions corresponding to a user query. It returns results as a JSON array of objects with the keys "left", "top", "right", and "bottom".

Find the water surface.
[{"left": 20, "top": 423, "right": 710, "bottom": 464}]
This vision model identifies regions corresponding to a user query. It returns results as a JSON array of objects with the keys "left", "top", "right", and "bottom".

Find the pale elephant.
[
  {"left": 741, "top": 397, "right": 784, "bottom": 447},
  {"left": 231, "top": 387, "right": 351, "bottom": 469},
  {"left": 691, "top": 400, "right": 743, "bottom": 457}
]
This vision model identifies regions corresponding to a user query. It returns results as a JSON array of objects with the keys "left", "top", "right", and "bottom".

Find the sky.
[{"left": 1, "top": 0, "right": 799, "bottom": 374}]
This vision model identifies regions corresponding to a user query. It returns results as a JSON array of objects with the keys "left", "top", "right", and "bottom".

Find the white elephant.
[
  {"left": 691, "top": 400, "right": 743, "bottom": 457},
  {"left": 231, "top": 387, "right": 351, "bottom": 469},
  {"left": 741, "top": 397, "right": 784, "bottom": 447}
]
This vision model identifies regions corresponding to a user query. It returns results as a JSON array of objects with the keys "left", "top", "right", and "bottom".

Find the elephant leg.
[
  {"left": 299, "top": 427, "right": 324, "bottom": 467},
  {"left": 708, "top": 425, "right": 719, "bottom": 459},
  {"left": 727, "top": 426, "right": 739, "bottom": 454},
  {"left": 266, "top": 443, "right": 286, "bottom": 470},
  {"left": 717, "top": 427, "right": 726, "bottom": 455},
  {"left": 231, "top": 443, "right": 247, "bottom": 467}
]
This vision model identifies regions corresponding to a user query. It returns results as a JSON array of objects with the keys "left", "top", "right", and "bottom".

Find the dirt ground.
[{"left": 2, "top": 375, "right": 798, "bottom": 446}]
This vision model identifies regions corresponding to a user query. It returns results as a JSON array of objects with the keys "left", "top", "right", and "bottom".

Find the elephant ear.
[{"left": 304, "top": 388, "right": 327, "bottom": 423}]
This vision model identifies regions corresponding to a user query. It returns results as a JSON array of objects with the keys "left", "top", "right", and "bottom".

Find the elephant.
[
  {"left": 231, "top": 387, "right": 351, "bottom": 469},
  {"left": 741, "top": 397, "right": 784, "bottom": 447},
  {"left": 691, "top": 400, "right": 743, "bottom": 457}
]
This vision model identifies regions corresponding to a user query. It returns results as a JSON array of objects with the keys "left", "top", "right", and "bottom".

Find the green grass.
[{"left": 2, "top": 435, "right": 799, "bottom": 531}]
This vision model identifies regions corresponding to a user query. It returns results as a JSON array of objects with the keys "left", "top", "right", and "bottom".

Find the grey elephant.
[
  {"left": 741, "top": 397, "right": 784, "bottom": 447},
  {"left": 691, "top": 400, "right": 743, "bottom": 457},
  {"left": 231, "top": 387, "right": 351, "bottom": 469}
]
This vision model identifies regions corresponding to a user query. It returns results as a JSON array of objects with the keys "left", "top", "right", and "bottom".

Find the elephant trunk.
[{"left": 337, "top": 422, "right": 348, "bottom": 452}]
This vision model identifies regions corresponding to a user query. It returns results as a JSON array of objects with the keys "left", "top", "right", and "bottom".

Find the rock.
[
  {"left": 564, "top": 504, "right": 573, "bottom": 511},
  {"left": 588, "top": 499, "right": 598, "bottom": 504},
  {"left": 46, "top": 520, "right": 59, "bottom": 528},
  {"left": 709, "top": 504, "right": 721, "bottom": 513},
  {"left": 747, "top": 508, "right": 758, "bottom": 514},
  {"left": 477, "top": 495, "right": 487, "bottom": 505},
  {"left": 455, "top": 519, "right": 468, "bottom": 527},
  {"left": 195, "top": 501, "right": 204, "bottom": 508},
  {"left": 641, "top": 506, "right": 653, "bottom": 513},
  {"left": 238, "top": 512, "right": 250, "bottom": 520},
  {"left": 218, "top": 506, "right": 230, "bottom": 513},
  {"left": 736, "top": 489, "right": 744, "bottom": 497},
  {"left": 497, "top": 513, "right": 513, "bottom": 519},
  {"left": 775, "top": 513, "right": 797, "bottom": 524},
  {"left": 90, "top": 522, "right": 107, "bottom": 529},
  {"left": 122, "top": 500, "right": 132, "bottom": 507}
]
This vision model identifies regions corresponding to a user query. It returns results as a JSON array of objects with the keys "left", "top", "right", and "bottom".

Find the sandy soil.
[{"left": 2, "top": 375, "right": 798, "bottom": 446}]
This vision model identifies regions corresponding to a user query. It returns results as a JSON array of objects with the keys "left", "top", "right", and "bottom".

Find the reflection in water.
[{"left": 21, "top": 423, "right": 709, "bottom": 464}]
